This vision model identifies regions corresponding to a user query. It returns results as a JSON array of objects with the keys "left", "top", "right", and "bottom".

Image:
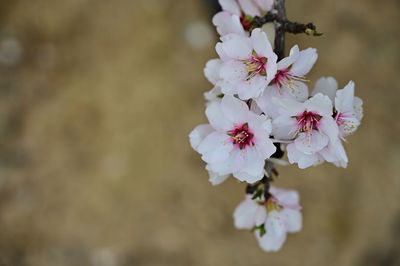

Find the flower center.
[
  {"left": 295, "top": 111, "right": 322, "bottom": 134},
  {"left": 274, "top": 68, "right": 309, "bottom": 91},
  {"left": 227, "top": 122, "right": 254, "bottom": 150},
  {"left": 260, "top": 196, "right": 283, "bottom": 212},
  {"left": 244, "top": 55, "right": 267, "bottom": 80},
  {"left": 240, "top": 13, "right": 253, "bottom": 32}
]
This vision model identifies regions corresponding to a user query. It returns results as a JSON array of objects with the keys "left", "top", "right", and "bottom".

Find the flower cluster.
[{"left": 189, "top": 0, "right": 363, "bottom": 252}]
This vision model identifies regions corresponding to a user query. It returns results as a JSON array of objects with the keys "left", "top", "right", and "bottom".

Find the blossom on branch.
[
  {"left": 216, "top": 29, "right": 277, "bottom": 100},
  {"left": 190, "top": 95, "right": 276, "bottom": 183},
  {"left": 234, "top": 186, "right": 302, "bottom": 252}
]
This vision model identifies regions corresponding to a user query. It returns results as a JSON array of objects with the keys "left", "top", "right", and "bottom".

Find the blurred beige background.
[{"left": 0, "top": 0, "right": 399, "bottom": 265}]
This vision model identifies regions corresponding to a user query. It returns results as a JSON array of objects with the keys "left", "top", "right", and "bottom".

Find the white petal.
[
  {"left": 271, "top": 115, "right": 297, "bottom": 140},
  {"left": 204, "top": 59, "right": 222, "bottom": 85},
  {"left": 205, "top": 102, "right": 232, "bottom": 130},
  {"left": 281, "top": 209, "right": 302, "bottom": 233},
  {"left": 221, "top": 34, "right": 252, "bottom": 60},
  {"left": 255, "top": 230, "right": 287, "bottom": 252},
  {"left": 287, "top": 143, "right": 322, "bottom": 169},
  {"left": 319, "top": 140, "right": 348, "bottom": 168},
  {"left": 233, "top": 195, "right": 258, "bottom": 229},
  {"left": 206, "top": 166, "right": 230, "bottom": 185},
  {"left": 253, "top": 0, "right": 273, "bottom": 11},
  {"left": 237, "top": 74, "right": 267, "bottom": 100},
  {"left": 335, "top": 81, "right": 355, "bottom": 113},
  {"left": 198, "top": 132, "right": 232, "bottom": 164},
  {"left": 255, "top": 207, "right": 267, "bottom": 226},
  {"left": 294, "top": 131, "right": 328, "bottom": 154},
  {"left": 265, "top": 211, "right": 287, "bottom": 239},
  {"left": 270, "top": 187, "right": 300, "bottom": 207},
  {"left": 221, "top": 95, "right": 249, "bottom": 123},
  {"left": 290, "top": 47, "right": 318, "bottom": 76},
  {"left": 238, "top": 0, "right": 261, "bottom": 16},
  {"left": 305, "top": 93, "right": 333, "bottom": 117},
  {"left": 319, "top": 116, "right": 339, "bottom": 144},
  {"left": 219, "top": 0, "right": 241, "bottom": 15},
  {"left": 311, "top": 77, "right": 338, "bottom": 102},
  {"left": 280, "top": 80, "right": 309, "bottom": 102},
  {"left": 219, "top": 60, "right": 248, "bottom": 89},
  {"left": 353, "top": 96, "right": 363, "bottom": 121},
  {"left": 204, "top": 86, "right": 222, "bottom": 103},
  {"left": 216, "top": 42, "right": 230, "bottom": 62},
  {"left": 212, "top": 12, "right": 246, "bottom": 36},
  {"left": 189, "top": 124, "right": 214, "bottom": 151},
  {"left": 251, "top": 28, "right": 274, "bottom": 58},
  {"left": 277, "top": 45, "right": 299, "bottom": 70}
]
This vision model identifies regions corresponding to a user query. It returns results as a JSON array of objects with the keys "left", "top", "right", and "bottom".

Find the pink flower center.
[
  {"left": 295, "top": 111, "right": 322, "bottom": 134},
  {"left": 273, "top": 68, "right": 309, "bottom": 89},
  {"left": 244, "top": 55, "right": 267, "bottom": 80},
  {"left": 240, "top": 13, "right": 253, "bottom": 32},
  {"left": 227, "top": 122, "right": 254, "bottom": 150},
  {"left": 333, "top": 110, "right": 348, "bottom": 125}
]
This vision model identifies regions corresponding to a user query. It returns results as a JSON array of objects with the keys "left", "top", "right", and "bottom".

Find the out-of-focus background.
[{"left": 0, "top": 0, "right": 399, "bottom": 265}]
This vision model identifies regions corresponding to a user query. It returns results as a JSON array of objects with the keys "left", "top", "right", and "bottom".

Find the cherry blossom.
[
  {"left": 234, "top": 186, "right": 302, "bottom": 252},
  {"left": 216, "top": 28, "right": 277, "bottom": 100},
  {"left": 191, "top": 95, "right": 276, "bottom": 183},
  {"left": 213, "top": 0, "right": 274, "bottom": 36},
  {"left": 256, "top": 45, "right": 317, "bottom": 117},
  {"left": 312, "top": 77, "right": 363, "bottom": 138}
]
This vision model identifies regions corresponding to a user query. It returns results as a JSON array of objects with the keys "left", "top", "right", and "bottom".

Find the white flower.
[
  {"left": 256, "top": 45, "right": 318, "bottom": 118},
  {"left": 213, "top": 0, "right": 274, "bottom": 36},
  {"left": 216, "top": 29, "right": 277, "bottom": 100},
  {"left": 233, "top": 186, "right": 302, "bottom": 252},
  {"left": 312, "top": 77, "right": 363, "bottom": 138},
  {"left": 190, "top": 95, "right": 276, "bottom": 183},
  {"left": 272, "top": 93, "right": 340, "bottom": 168}
]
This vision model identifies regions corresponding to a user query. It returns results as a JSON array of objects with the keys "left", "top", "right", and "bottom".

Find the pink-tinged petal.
[
  {"left": 281, "top": 209, "right": 302, "bottom": 233},
  {"left": 198, "top": 132, "right": 232, "bottom": 163},
  {"left": 304, "top": 93, "right": 333, "bottom": 117},
  {"left": 237, "top": 74, "right": 267, "bottom": 100},
  {"left": 255, "top": 230, "right": 287, "bottom": 252},
  {"left": 311, "top": 76, "right": 338, "bottom": 102},
  {"left": 206, "top": 166, "right": 230, "bottom": 185},
  {"left": 213, "top": 12, "right": 246, "bottom": 36},
  {"left": 219, "top": 0, "right": 241, "bottom": 15},
  {"left": 255, "top": 137, "right": 276, "bottom": 159},
  {"left": 189, "top": 124, "right": 214, "bottom": 151},
  {"left": 235, "top": 148, "right": 265, "bottom": 182},
  {"left": 250, "top": 28, "right": 274, "bottom": 58},
  {"left": 319, "top": 116, "right": 339, "bottom": 144},
  {"left": 221, "top": 34, "right": 252, "bottom": 59},
  {"left": 221, "top": 95, "right": 249, "bottom": 123},
  {"left": 280, "top": 80, "right": 309, "bottom": 102},
  {"left": 253, "top": 0, "right": 274, "bottom": 11},
  {"left": 294, "top": 131, "right": 328, "bottom": 154},
  {"left": 255, "top": 207, "right": 267, "bottom": 226},
  {"left": 205, "top": 102, "right": 232, "bottom": 130},
  {"left": 233, "top": 195, "right": 258, "bottom": 229},
  {"left": 290, "top": 47, "right": 318, "bottom": 76},
  {"left": 204, "top": 59, "right": 222, "bottom": 85},
  {"left": 239, "top": 0, "right": 261, "bottom": 16},
  {"left": 287, "top": 143, "right": 322, "bottom": 169},
  {"left": 335, "top": 81, "right": 355, "bottom": 113}
]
